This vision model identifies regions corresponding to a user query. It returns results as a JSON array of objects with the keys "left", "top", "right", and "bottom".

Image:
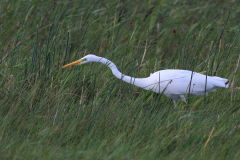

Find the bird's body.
[
  {"left": 147, "top": 69, "right": 229, "bottom": 100},
  {"left": 63, "top": 54, "right": 229, "bottom": 105}
]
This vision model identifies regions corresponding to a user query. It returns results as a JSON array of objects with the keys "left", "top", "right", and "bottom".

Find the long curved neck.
[{"left": 97, "top": 57, "right": 150, "bottom": 89}]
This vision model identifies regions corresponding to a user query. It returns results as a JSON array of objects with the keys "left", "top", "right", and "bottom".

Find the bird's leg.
[
  {"left": 183, "top": 98, "right": 187, "bottom": 104},
  {"left": 173, "top": 99, "right": 177, "bottom": 107},
  {"left": 179, "top": 95, "right": 189, "bottom": 109},
  {"left": 179, "top": 95, "right": 187, "bottom": 104}
]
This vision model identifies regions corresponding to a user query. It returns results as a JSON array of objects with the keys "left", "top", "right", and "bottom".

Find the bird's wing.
[{"left": 150, "top": 69, "right": 225, "bottom": 96}]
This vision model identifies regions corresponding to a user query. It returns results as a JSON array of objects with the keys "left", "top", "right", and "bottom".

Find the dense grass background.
[{"left": 1, "top": 0, "right": 240, "bottom": 159}]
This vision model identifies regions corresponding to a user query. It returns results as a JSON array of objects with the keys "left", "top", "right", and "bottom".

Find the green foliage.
[{"left": 0, "top": 0, "right": 240, "bottom": 159}]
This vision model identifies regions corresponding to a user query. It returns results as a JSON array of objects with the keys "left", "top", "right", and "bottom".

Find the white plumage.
[{"left": 63, "top": 54, "right": 229, "bottom": 105}]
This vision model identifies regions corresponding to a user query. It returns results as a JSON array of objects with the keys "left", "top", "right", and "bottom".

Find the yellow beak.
[{"left": 62, "top": 59, "right": 83, "bottom": 68}]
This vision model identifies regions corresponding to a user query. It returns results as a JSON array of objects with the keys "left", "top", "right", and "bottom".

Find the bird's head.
[{"left": 62, "top": 54, "right": 100, "bottom": 68}]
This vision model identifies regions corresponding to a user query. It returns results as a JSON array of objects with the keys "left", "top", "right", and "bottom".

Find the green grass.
[{"left": 1, "top": 0, "right": 240, "bottom": 159}]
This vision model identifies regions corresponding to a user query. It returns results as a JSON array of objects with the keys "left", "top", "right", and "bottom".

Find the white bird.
[{"left": 63, "top": 54, "right": 229, "bottom": 106}]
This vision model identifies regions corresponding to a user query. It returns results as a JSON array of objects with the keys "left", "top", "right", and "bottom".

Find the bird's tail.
[{"left": 211, "top": 76, "right": 229, "bottom": 88}]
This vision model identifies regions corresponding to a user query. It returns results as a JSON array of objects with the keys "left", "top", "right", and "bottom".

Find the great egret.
[{"left": 63, "top": 54, "right": 229, "bottom": 105}]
